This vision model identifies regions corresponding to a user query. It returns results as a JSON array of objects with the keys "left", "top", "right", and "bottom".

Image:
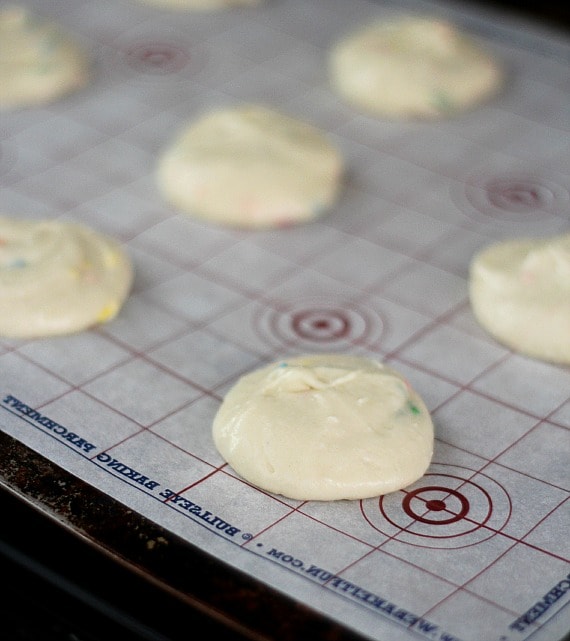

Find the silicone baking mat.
[{"left": 1, "top": 0, "right": 569, "bottom": 640}]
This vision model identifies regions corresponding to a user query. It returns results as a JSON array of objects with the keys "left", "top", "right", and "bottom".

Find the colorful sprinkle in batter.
[
  {"left": 408, "top": 402, "right": 421, "bottom": 415},
  {"left": 96, "top": 301, "right": 120, "bottom": 323}
]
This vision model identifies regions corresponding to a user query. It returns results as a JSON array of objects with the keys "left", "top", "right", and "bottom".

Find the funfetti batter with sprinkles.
[
  {"left": 156, "top": 104, "right": 344, "bottom": 229},
  {"left": 0, "top": 216, "right": 133, "bottom": 338},
  {"left": 328, "top": 15, "right": 504, "bottom": 120},
  {"left": 469, "top": 233, "right": 570, "bottom": 365},
  {"left": 212, "top": 353, "right": 434, "bottom": 501},
  {"left": 0, "top": 5, "right": 89, "bottom": 110}
]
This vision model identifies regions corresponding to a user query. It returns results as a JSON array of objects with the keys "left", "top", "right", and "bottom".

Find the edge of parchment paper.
[{"left": 0, "top": 430, "right": 370, "bottom": 641}]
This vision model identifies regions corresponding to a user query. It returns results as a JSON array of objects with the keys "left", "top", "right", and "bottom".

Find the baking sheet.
[{"left": 1, "top": 1, "right": 569, "bottom": 640}]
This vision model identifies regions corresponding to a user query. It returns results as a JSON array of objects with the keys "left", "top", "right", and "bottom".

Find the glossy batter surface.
[{"left": 212, "top": 354, "right": 434, "bottom": 501}]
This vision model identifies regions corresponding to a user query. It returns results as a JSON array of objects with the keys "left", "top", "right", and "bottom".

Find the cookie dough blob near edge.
[
  {"left": 0, "top": 216, "right": 133, "bottom": 338},
  {"left": 0, "top": 5, "right": 89, "bottom": 111},
  {"left": 469, "top": 233, "right": 570, "bottom": 365},
  {"left": 133, "top": 0, "right": 263, "bottom": 10},
  {"left": 212, "top": 354, "right": 435, "bottom": 501},
  {"left": 328, "top": 16, "right": 504, "bottom": 120},
  {"left": 156, "top": 105, "right": 344, "bottom": 229}
]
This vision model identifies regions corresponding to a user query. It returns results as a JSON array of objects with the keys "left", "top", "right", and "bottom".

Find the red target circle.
[
  {"left": 401, "top": 485, "right": 470, "bottom": 525},
  {"left": 291, "top": 309, "right": 350, "bottom": 341},
  {"left": 124, "top": 42, "right": 190, "bottom": 74},
  {"left": 103, "top": 31, "right": 204, "bottom": 85},
  {"left": 361, "top": 465, "right": 511, "bottom": 549},
  {"left": 253, "top": 298, "right": 384, "bottom": 352},
  {"left": 484, "top": 177, "right": 554, "bottom": 213},
  {"left": 454, "top": 171, "right": 569, "bottom": 224}
]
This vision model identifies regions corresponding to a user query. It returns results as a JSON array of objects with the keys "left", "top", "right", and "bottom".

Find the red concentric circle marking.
[
  {"left": 361, "top": 464, "right": 512, "bottom": 549},
  {"left": 379, "top": 475, "right": 490, "bottom": 538},
  {"left": 103, "top": 31, "right": 203, "bottom": 85},
  {"left": 253, "top": 298, "right": 385, "bottom": 352},
  {"left": 401, "top": 485, "right": 470, "bottom": 525},
  {"left": 123, "top": 42, "right": 190, "bottom": 74},
  {"left": 484, "top": 177, "right": 554, "bottom": 213},
  {"left": 291, "top": 309, "right": 350, "bottom": 341},
  {"left": 452, "top": 170, "right": 569, "bottom": 226}
]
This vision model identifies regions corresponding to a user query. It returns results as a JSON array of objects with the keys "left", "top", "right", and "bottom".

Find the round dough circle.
[
  {"left": 0, "top": 216, "right": 133, "bottom": 338},
  {"left": 212, "top": 354, "right": 434, "bottom": 501},
  {"left": 0, "top": 5, "right": 89, "bottom": 110},
  {"left": 469, "top": 233, "right": 570, "bottom": 364},
  {"left": 133, "top": 0, "right": 262, "bottom": 10},
  {"left": 156, "top": 105, "right": 344, "bottom": 229},
  {"left": 328, "top": 16, "right": 503, "bottom": 120}
]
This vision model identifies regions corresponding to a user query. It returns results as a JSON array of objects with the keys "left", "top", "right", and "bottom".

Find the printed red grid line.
[
  {"left": 1, "top": 102, "right": 564, "bottom": 450},
  {"left": 2, "top": 225, "right": 568, "bottom": 485},
  {"left": 415, "top": 497, "right": 570, "bottom": 634},
  {"left": 1, "top": 2, "right": 569, "bottom": 640},
  {"left": 226, "top": 476, "right": 562, "bottom": 633}
]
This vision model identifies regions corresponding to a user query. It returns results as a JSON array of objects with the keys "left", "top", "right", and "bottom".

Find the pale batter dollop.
[
  {"left": 212, "top": 354, "right": 434, "bottom": 501},
  {"left": 0, "top": 5, "right": 89, "bottom": 110},
  {"left": 134, "top": 0, "right": 262, "bottom": 10},
  {"left": 0, "top": 216, "right": 133, "bottom": 338},
  {"left": 328, "top": 16, "right": 503, "bottom": 120},
  {"left": 469, "top": 233, "right": 570, "bottom": 364},
  {"left": 156, "top": 104, "right": 344, "bottom": 229}
]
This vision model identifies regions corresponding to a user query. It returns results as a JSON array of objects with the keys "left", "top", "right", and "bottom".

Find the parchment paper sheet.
[{"left": 1, "top": 1, "right": 569, "bottom": 640}]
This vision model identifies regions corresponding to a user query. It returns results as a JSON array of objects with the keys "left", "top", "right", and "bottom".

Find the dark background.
[{"left": 446, "top": 0, "right": 570, "bottom": 30}]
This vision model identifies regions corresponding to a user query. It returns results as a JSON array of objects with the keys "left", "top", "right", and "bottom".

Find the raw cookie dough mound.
[
  {"left": 156, "top": 104, "right": 344, "bottom": 229},
  {"left": 212, "top": 354, "right": 434, "bottom": 501},
  {"left": 469, "top": 233, "right": 570, "bottom": 365},
  {"left": 0, "top": 5, "right": 89, "bottom": 110},
  {"left": 328, "top": 16, "right": 503, "bottom": 120},
  {"left": 134, "top": 0, "right": 262, "bottom": 10},
  {"left": 0, "top": 216, "right": 133, "bottom": 338}
]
